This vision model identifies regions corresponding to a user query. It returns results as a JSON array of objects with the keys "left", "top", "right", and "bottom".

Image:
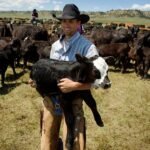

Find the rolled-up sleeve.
[
  {"left": 84, "top": 44, "right": 99, "bottom": 58},
  {"left": 50, "top": 44, "right": 55, "bottom": 59}
]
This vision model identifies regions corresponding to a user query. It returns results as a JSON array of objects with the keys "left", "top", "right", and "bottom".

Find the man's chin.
[
  {"left": 64, "top": 31, "right": 72, "bottom": 34},
  {"left": 64, "top": 30, "right": 76, "bottom": 36}
]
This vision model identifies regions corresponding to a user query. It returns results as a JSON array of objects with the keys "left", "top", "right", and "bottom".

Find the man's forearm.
[
  {"left": 73, "top": 82, "right": 92, "bottom": 91},
  {"left": 58, "top": 78, "right": 92, "bottom": 93}
]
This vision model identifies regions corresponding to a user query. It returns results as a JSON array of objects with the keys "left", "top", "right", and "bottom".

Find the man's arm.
[
  {"left": 57, "top": 43, "right": 99, "bottom": 93},
  {"left": 28, "top": 78, "right": 36, "bottom": 87},
  {"left": 57, "top": 78, "right": 91, "bottom": 93}
]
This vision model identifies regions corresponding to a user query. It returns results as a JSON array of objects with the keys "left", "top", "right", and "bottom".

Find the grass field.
[
  {"left": 0, "top": 11, "right": 150, "bottom": 25},
  {"left": 0, "top": 66, "right": 150, "bottom": 150},
  {"left": 90, "top": 16, "right": 150, "bottom": 25}
]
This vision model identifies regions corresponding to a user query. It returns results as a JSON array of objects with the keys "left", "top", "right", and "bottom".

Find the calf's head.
[
  {"left": 92, "top": 56, "right": 111, "bottom": 89},
  {"left": 75, "top": 54, "right": 101, "bottom": 83}
]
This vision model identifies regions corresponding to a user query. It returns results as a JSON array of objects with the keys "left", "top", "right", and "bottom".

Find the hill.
[
  {"left": 0, "top": 9, "right": 150, "bottom": 25},
  {"left": 100, "top": 9, "right": 150, "bottom": 18},
  {"left": 0, "top": 9, "right": 150, "bottom": 18}
]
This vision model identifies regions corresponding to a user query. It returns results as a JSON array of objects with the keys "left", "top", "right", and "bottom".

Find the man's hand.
[
  {"left": 28, "top": 78, "right": 36, "bottom": 88},
  {"left": 58, "top": 78, "right": 92, "bottom": 93},
  {"left": 57, "top": 78, "right": 77, "bottom": 93}
]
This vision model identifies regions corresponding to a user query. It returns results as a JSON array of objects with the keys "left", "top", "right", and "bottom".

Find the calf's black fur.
[{"left": 30, "top": 54, "right": 104, "bottom": 149}]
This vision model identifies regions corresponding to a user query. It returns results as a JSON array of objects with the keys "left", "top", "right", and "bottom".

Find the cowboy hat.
[{"left": 52, "top": 4, "right": 90, "bottom": 24}]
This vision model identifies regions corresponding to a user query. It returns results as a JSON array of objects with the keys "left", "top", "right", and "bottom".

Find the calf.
[
  {"left": 21, "top": 38, "right": 51, "bottom": 68},
  {"left": 0, "top": 45, "right": 17, "bottom": 86},
  {"left": 30, "top": 54, "right": 111, "bottom": 149}
]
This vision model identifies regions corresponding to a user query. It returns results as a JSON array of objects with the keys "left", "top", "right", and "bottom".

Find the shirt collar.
[
  {"left": 56, "top": 32, "right": 80, "bottom": 53},
  {"left": 60, "top": 34, "right": 65, "bottom": 42},
  {"left": 60, "top": 31, "right": 80, "bottom": 45}
]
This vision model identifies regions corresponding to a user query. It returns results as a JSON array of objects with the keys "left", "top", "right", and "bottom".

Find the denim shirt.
[{"left": 50, "top": 32, "right": 98, "bottom": 61}]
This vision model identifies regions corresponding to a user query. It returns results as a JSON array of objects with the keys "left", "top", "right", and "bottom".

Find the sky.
[{"left": 0, "top": 0, "right": 150, "bottom": 11}]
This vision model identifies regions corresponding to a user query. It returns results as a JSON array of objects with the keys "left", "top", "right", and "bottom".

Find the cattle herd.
[
  {"left": 0, "top": 18, "right": 150, "bottom": 150},
  {"left": 0, "top": 20, "right": 150, "bottom": 87}
]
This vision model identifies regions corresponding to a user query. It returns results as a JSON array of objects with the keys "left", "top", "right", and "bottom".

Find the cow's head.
[
  {"left": 92, "top": 56, "right": 111, "bottom": 89},
  {"left": 11, "top": 38, "right": 21, "bottom": 54}
]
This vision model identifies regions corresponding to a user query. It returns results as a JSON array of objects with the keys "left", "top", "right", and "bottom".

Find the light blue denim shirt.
[{"left": 50, "top": 32, "right": 98, "bottom": 61}]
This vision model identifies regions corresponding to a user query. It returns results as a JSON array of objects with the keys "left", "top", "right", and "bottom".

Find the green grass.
[{"left": 0, "top": 66, "right": 150, "bottom": 150}]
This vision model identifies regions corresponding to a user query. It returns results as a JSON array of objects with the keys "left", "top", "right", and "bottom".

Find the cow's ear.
[{"left": 75, "top": 53, "right": 88, "bottom": 63}]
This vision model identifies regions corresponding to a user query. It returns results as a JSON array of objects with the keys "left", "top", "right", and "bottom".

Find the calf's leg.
[
  {"left": 82, "top": 90, "right": 104, "bottom": 127},
  {"left": 63, "top": 99, "right": 86, "bottom": 150}
]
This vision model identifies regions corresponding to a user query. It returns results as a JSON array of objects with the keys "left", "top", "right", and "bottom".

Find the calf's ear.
[{"left": 75, "top": 53, "right": 88, "bottom": 63}]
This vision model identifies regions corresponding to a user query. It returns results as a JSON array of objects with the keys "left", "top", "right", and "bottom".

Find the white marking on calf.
[{"left": 92, "top": 57, "right": 111, "bottom": 88}]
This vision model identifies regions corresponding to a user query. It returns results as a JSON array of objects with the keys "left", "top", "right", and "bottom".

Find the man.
[
  {"left": 29, "top": 4, "right": 99, "bottom": 150},
  {"left": 31, "top": 9, "right": 38, "bottom": 25}
]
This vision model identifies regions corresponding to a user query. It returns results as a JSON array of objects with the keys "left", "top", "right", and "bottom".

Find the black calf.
[
  {"left": 0, "top": 45, "right": 17, "bottom": 86},
  {"left": 30, "top": 54, "right": 104, "bottom": 150}
]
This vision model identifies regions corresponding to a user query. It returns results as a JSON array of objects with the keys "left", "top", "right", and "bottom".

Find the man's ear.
[{"left": 76, "top": 20, "right": 81, "bottom": 26}]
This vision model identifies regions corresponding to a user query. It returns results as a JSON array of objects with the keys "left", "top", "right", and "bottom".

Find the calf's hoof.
[
  {"left": 94, "top": 113, "right": 104, "bottom": 127},
  {"left": 97, "top": 119, "right": 104, "bottom": 127}
]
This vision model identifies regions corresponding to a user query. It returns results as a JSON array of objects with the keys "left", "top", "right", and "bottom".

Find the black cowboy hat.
[{"left": 52, "top": 4, "right": 90, "bottom": 24}]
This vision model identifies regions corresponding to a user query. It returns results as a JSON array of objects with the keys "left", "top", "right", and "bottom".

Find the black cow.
[
  {"left": 135, "top": 32, "right": 150, "bottom": 48},
  {"left": 130, "top": 45, "right": 150, "bottom": 78},
  {"left": 97, "top": 43, "right": 130, "bottom": 73},
  {"left": 10, "top": 38, "right": 22, "bottom": 66},
  {"left": 0, "top": 39, "right": 8, "bottom": 50},
  {"left": 21, "top": 38, "right": 51, "bottom": 68},
  {"left": 128, "top": 25, "right": 140, "bottom": 39},
  {"left": 91, "top": 28, "right": 132, "bottom": 45},
  {"left": 12, "top": 25, "right": 49, "bottom": 41},
  {"left": 129, "top": 32, "right": 150, "bottom": 78},
  {"left": 0, "top": 44, "right": 17, "bottom": 86},
  {"left": 0, "top": 22, "right": 13, "bottom": 37},
  {"left": 30, "top": 54, "right": 105, "bottom": 149},
  {"left": 138, "top": 47, "right": 150, "bottom": 78}
]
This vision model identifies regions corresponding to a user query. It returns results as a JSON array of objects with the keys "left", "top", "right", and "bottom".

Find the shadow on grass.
[
  {"left": 140, "top": 74, "right": 150, "bottom": 80},
  {"left": 0, "top": 82, "right": 21, "bottom": 95},
  {"left": 109, "top": 68, "right": 135, "bottom": 74},
  {"left": 5, "top": 70, "right": 26, "bottom": 81},
  {"left": 25, "top": 65, "right": 32, "bottom": 70}
]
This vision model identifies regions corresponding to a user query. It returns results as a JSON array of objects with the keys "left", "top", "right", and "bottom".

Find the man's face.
[{"left": 61, "top": 19, "right": 81, "bottom": 36}]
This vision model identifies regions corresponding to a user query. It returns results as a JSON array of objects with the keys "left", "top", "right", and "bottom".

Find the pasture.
[
  {"left": 0, "top": 9, "right": 150, "bottom": 149},
  {"left": 0, "top": 11, "right": 150, "bottom": 26},
  {"left": 0, "top": 66, "right": 150, "bottom": 150}
]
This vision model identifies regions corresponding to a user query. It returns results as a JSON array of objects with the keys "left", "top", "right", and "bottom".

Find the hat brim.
[
  {"left": 79, "top": 14, "right": 90, "bottom": 24},
  {"left": 53, "top": 14, "right": 90, "bottom": 24}
]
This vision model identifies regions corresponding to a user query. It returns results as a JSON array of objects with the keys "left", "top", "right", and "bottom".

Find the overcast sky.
[{"left": 0, "top": 0, "right": 150, "bottom": 11}]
